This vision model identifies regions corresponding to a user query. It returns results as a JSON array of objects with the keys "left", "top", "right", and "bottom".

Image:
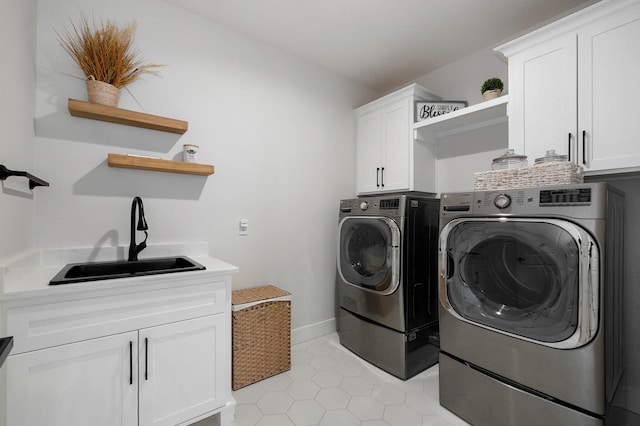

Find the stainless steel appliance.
[
  {"left": 337, "top": 194, "right": 440, "bottom": 379},
  {"left": 438, "top": 183, "right": 625, "bottom": 426}
]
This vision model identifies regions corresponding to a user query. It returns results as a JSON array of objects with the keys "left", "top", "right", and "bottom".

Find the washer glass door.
[
  {"left": 338, "top": 216, "right": 400, "bottom": 295},
  {"left": 440, "top": 218, "right": 598, "bottom": 348}
]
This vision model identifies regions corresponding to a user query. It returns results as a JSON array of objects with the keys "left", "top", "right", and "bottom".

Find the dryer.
[
  {"left": 438, "top": 183, "right": 627, "bottom": 426},
  {"left": 337, "top": 194, "right": 440, "bottom": 379}
]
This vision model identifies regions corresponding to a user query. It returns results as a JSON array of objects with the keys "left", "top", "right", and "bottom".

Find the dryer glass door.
[
  {"left": 338, "top": 216, "right": 400, "bottom": 295},
  {"left": 440, "top": 218, "right": 598, "bottom": 349}
]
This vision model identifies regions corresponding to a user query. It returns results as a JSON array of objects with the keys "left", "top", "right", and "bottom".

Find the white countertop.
[{"left": 0, "top": 243, "right": 238, "bottom": 301}]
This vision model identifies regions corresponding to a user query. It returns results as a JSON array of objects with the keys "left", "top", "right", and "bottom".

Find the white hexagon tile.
[{"left": 230, "top": 333, "right": 470, "bottom": 426}]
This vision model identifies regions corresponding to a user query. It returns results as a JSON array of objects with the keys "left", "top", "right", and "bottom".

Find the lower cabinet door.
[
  {"left": 6, "top": 331, "right": 138, "bottom": 426},
  {"left": 138, "top": 315, "right": 227, "bottom": 426}
]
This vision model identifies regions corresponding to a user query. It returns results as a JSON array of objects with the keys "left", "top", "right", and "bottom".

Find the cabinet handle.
[
  {"left": 582, "top": 130, "right": 587, "bottom": 165},
  {"left": 145, "top": 337, "right": 148, "bottom": 381},
  {"left": 129, "top": 341, "right": 133, "bottom": 385},
  {"left": 381, "top": 167, "right": 385, "bottom": 188},
  {"left": 567, "top": 133, "right": 572, "bottom": 162},
  {"left": 376, "top": 167, "right": 380, "bottom": 187}
]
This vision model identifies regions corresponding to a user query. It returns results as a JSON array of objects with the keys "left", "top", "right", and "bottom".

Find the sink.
[{"left": 49, "top": 256, "right": 206, "bottom": 285}]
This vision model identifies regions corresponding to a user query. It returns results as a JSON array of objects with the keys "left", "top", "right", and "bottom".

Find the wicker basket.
[
  {"left": 232, "top": 285, "right": 291, "bottom": 390},
  {"left": 474, "top": 162, "right": 584, "bottom": 191},
  {"left": 86, "top": 78, "right": 121, "bottom": 107}
]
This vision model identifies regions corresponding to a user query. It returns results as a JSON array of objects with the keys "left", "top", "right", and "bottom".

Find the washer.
[
  {"left": 337, "top": 194, "right": 440, "bottom": 379},
  {"left": 438, "top": 183, "right": 626, "bottom": 426}
]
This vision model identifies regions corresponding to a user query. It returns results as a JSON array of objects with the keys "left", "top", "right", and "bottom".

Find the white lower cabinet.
[
  {"left": 6, "top": 332, "right": 139, "bottom": 426},
  {"left": 1, "top": 272, "right": 234, "bottom": 426},
  {"left": 139, "top": 315, "right": 226, "bottom": 426},
  {"left": 6, "top": 314, "right": 226, "bottom": 426}
]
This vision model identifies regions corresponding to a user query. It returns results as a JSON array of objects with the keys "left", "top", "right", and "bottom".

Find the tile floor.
[{"left": 229, "top": 332, "right": 470, "bottom": 426}]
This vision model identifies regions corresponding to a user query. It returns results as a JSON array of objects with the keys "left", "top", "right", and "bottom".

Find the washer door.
[
  {"left": 440, "top": 218, "right": 599, "bottom": 349},
  {"left": 338, "top": 216, "right": 400, "bottom": 295}
]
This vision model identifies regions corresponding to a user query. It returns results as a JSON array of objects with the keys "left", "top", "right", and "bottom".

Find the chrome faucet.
[{"left": 128, "top": 196, "right": 149, "bottom": 261}]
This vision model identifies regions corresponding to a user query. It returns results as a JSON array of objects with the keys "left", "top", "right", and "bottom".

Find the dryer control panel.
[
  {"left": 441, "top": 184, "right": 604, "bottom": 218},
  {"left": 539, "top": 188, "right": 592, "bottom": 206}
]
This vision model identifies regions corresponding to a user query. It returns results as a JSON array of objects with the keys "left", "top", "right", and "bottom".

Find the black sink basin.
[{"left": 49, "top": 256, "right": 206, "bottom": 285}]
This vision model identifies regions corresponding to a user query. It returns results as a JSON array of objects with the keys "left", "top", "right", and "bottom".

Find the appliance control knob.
[
  {"left": 494, "top": 194, "right": 512, "bottom": 209},
  {"left": 359, "top": 201, "right": 369, "bottom": 211}
]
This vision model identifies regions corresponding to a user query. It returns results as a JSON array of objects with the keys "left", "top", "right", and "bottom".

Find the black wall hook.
[{"left": 0, "top": 164, "right": 49, "bottom": 190}]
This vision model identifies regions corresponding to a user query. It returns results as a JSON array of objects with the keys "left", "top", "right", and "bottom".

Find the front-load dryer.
[
  {"left": 438, "top": 183, "right": 627, "bottom": 426},
  {"left": 337, "top": 194, "right": 440, "bottom": 379}
]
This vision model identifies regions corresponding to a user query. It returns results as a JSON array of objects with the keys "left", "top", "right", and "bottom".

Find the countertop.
[{"left": 0, "top": 243, "right": 238, "bottom": 301}]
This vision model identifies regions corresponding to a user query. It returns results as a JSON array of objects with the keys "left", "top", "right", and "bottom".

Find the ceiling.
[{"left": 171, "top": 0, "right": 596, "bottom": 93}]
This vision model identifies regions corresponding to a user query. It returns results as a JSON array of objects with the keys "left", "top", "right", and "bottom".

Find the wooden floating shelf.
[
  {"left": 68, "top": 99, "right": 188, "bottom": 134},
  {"left": 108, "top": 153, "right": 214, "bottom": 176}
]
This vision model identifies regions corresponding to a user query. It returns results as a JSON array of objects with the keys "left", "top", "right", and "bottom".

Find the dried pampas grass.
[{"left": 57, "top": 15, "right": 162, "bottom": 88}]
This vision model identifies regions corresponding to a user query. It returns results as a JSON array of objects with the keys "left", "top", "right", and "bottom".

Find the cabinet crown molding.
[
  {"left": 355, "top": 83, "right": 439, "bottom": 115},
  {"left": 495, "top": 0, "right": 640, "bottom": 57}
]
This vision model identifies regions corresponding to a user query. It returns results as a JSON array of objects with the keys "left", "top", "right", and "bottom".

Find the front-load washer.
[
  {"left": 337, "top": 194, "right": 440, "bottom": 379},
  {"left": 438, "top": 183, "right": 627, "bottom": 426}
]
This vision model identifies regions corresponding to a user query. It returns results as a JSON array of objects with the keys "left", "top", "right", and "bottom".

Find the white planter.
[{"left": 482, "top": 89, "right": 502, "bottom": 101}]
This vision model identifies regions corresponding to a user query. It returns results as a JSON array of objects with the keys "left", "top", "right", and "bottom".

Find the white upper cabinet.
[
  {"left": 355, "top": 84, "right": 439, "bottom": 194},
  {"left": 578, "top": 6, "right": 640, "bottom": 172},
  {"left": 504, "top": 33, "right": 577, "bottom": 163},
  {"left": 379, "top": 100, "right": 412, "bottom": 192},
  {"left": 497, "top": 0, "right": 640, "bottom": 174},
  {"left": 356, "top": 108, "right": 385, "bottom": 194}
]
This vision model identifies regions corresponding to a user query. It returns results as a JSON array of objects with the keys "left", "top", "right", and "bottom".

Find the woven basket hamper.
[{"left": 232, "top": 285, "right": 291, "bottom": 390}]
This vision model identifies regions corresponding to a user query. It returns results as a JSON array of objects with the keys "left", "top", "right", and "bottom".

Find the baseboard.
[{"left": 292, "top": 317, "right": 336, "bottom": 345}]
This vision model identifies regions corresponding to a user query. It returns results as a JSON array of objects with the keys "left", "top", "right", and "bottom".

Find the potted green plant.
[
  {"left": 57, "top": 15, "right": 162, "bottom": 107},
  {"left": 481, "top": 78, "right": 504, "bottom": 100}
]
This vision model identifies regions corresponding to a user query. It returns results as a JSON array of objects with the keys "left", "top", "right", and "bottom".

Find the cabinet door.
[
  {"left": 356, "top": 109, "right": 382, "bottom": 194},
  {"left": 5, "top": 332, "right": 138, "bottom": 426},
  {"left": 578, "top": 5, "right": 640, "bottom": 172},
  {"left": 380, "top": 99, "right": 411, "bottom": 192},
  {"left": 138, "top": 315, "right": 227, "bottom": 426},
  {"left": 509, "top": 33, "right": 578, "bottom": 162}
]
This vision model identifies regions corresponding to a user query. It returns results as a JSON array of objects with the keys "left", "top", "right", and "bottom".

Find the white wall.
[
  {"left": 33, "top": 0, "right": 375, "bottom": 338},
  {"left": 0, "top": 0, "right": 37, "bottom": 260},
  {"left": 436, "top": 123, "right": 507, "bottom": 193}
]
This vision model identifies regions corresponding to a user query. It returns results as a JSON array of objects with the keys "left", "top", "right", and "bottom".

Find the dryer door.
[
  {"left": 440, "top": 218, "right": 598, "bottom": 349},
  {"left": 338, "top": 216, "right": 400, "bottom": 295}
]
